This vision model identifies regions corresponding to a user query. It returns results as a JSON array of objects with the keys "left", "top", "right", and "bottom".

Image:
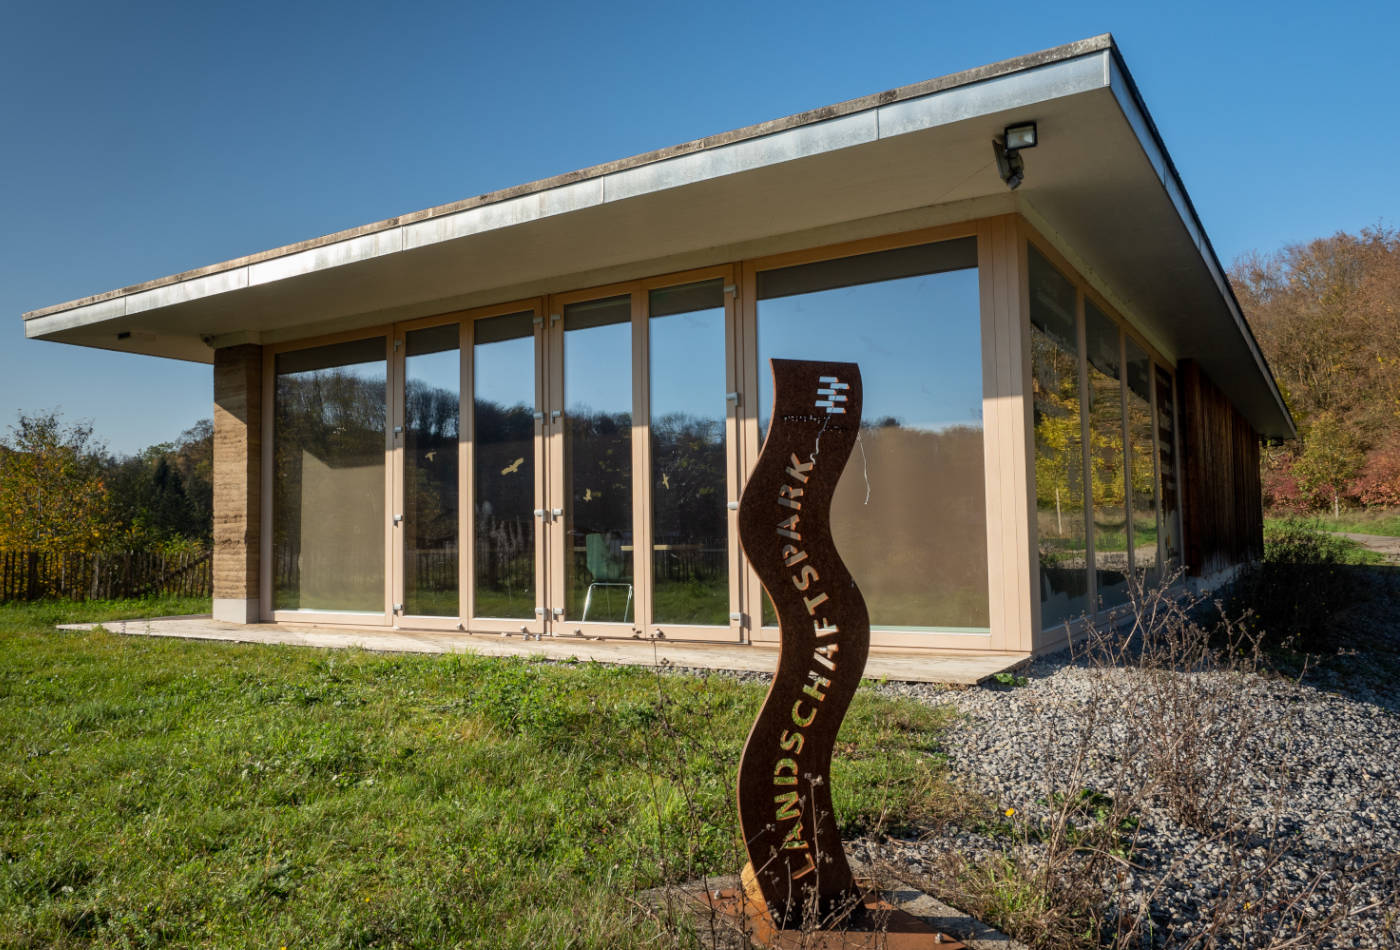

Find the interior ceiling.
[{"left": 28, "top": 76, "right": 1291, "bottom": 437}]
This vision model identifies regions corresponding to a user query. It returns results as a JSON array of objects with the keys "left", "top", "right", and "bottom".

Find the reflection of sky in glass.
[
  {"left": 476, "top": 335, "right": 533, "bottom": 411},
  {"left": 566, "top": 321, "right": 632, "bottom": 415},
  {"left": 758, "top": 269, "right": 981, "bottom": 433},
  {"left": 409, "top": 347, "right": 460, "bottom": 399},
  {"left": 650, "top": 307, "right": 725, "bottom": 421}
]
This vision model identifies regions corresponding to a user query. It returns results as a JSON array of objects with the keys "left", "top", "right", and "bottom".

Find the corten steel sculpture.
[
  {"left": 708, "top": 358, "right": 964, "bottom": 949},
  {"left": 736, "top": 358, "right": 869, "bottom": 927}
]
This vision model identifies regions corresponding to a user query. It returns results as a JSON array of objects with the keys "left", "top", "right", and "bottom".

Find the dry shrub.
[{"left": 917, "top": 572, "right": 1398, "bottom": 949}]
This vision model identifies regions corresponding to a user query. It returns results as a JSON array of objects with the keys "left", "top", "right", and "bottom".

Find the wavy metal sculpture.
[{"left": 736, "top": 358, "right": 869, "bottom": 927}]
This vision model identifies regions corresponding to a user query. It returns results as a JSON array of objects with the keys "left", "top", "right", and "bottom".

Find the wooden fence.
[{"left": 0, "top": 548, "right": 212, "bottom": 602}]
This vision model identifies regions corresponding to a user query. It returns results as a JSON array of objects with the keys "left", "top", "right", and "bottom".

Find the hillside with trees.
[
  {"left": 0, "top": 412, "right": 212, "bottom": 556},
  {"left": 1230, "top": 225, "right": 1400, "bottom": 512}
]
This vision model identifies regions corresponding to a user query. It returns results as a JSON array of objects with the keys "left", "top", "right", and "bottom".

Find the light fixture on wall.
[{"left": 993, "top": 121, "right": 1039, "bottom": 191}]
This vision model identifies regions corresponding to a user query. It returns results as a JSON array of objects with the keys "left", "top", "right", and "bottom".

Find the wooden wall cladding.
[{"left": 1178, "top": 360, "right": 1264, "bottom": 576}]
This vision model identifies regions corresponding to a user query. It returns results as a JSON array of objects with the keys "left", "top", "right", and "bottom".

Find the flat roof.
[{"left": 22, "top": 34, "right": 1295, "bottom": 438}]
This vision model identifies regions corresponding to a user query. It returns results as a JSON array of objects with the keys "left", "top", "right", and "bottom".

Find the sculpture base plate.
[{"left": 692, "top": 886, "right": 966, "bottom": 949}]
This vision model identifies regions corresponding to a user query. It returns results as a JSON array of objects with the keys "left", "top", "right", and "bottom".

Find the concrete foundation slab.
[{"left": 56, "top": 616, "right": 1025, "bottom": 685}]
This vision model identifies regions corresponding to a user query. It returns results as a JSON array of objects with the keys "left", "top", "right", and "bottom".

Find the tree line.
[
  {"left": 1230, "top": 225, "right": 1400, "bottom": 512},
  {"left": 0, "top": 412, "right": 212, "bottom": 556}
]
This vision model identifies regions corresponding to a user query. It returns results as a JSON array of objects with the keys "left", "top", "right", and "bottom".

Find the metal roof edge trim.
[{"left": 22, "top": 34, "right": 1113, "bottom": 323}]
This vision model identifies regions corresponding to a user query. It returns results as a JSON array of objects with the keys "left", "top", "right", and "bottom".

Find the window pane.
[
  {"left": 564, "top": 296, "right": 633, "bottom": 622},
  {"left": 1086, "top": 302, "right": 1128, "bottom": 609},
  {"left": 649, "top": 280, "right": 728, "bottom": 625},
  {"left": 1155, "top": 364, "right": 1183, "bottom": 569},
  {"left": 757, "top": 238, "right": 988, "bottom": 632},
  {"left": 1125, "top": 340, "right": 1159, "bottom": 588},
  {"left": 473, "top": 312, "right": 536, "bottom": 618},
  {"left": 404, "top": 326, "right": 460, "bottom": 616},
  {"left": 1030, "top": 246, "right": 1089, "bottom": 627},
  {"left": 273, "top": 338, "right": 386, "bottom": 613}
]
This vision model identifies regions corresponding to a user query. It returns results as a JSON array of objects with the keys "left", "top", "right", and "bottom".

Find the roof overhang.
[{"left": 23, "top": 34, "right": 1295, "bottom": 439}]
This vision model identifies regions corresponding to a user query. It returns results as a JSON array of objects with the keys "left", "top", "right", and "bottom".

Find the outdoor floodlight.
[
  {"left": 1004, "top": 122, "right": 1038, "bottom": 150},
  {"left": 993, "top": 120, "right": 1038, "bottom": 191}
]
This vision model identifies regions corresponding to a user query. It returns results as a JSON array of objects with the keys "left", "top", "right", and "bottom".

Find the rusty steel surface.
[
  {"left": 736, "top": 358, "right": 869, "bottom": 927},
  {"left": 695, "top": 887, "right": 967, "bottom": 949}
]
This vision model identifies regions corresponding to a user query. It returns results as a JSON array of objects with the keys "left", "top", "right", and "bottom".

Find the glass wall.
[
  {"left": 273, "top": 338, "right": 387, "bottom": 613},
  {"left": 563, "top": 296, "right": 634, "bottom": 622},
  {"left": 1125, "top": 339, "right": 1159, "bottom": 587},
  {"left": 258, "top": 228, "right": 1188, "bottom": 643},
  {"left": 473, "top": 312, "right": 537, "bottom": 618},
  {"left": 756, "top": 238, "right": 989, "bottom": 632},
  {"left": 649, "top": 280, "right": 729, "bottom": 626},
  {"left": 1085, "top": 302, "right": 1128, "bottom": 609},
  {"left": 402, "top": 326, "right": 460, "bottom": 616},
  {"left": 1029, "top": 246, "right": 1090, "bottom": 627}
]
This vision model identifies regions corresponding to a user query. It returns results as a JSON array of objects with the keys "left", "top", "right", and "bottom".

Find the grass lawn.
[
  {"left": 1263, "top": 515, "right": 1392, "bottom": 565},
  {"left": 1267, "top": 508, "right": 1400, "bottom": 539},
  {"left": 0, "top": 597, "right": 963, "bottom": 949}
]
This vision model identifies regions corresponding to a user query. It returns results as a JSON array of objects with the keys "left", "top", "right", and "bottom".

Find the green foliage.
[
  {"left": 1231, "top": 518, "right": 1363, "bottom": 652},
  {"left": 1291, "top": 412, "right": 1363, "bottom": 510},
  {"left": 0, "top": 607, "right": 961, "bottom": 948},
  {"left": 0, "top": 411, "right": 213, "bottom": 557},
  {"left": 103, "top": 420, "right": 213, "bottom": 547},
  {"left": 0, "top": 412, "right": 109, "bottom": 553}
]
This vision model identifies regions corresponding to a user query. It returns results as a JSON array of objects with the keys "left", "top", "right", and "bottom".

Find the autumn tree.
[
  {"left": 0, "top": 412, "right": 109, "bottom": 552},
  {"left": 1291, "top": 412, "right": 1363, "bottom": 516},
  {"left": 1232, "top": 226, "right": 1400, "bottom": 510}
]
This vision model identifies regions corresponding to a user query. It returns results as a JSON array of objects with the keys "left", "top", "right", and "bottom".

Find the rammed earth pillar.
[{"left": 212, "top": 344, "right": 262, "bottom": 623}]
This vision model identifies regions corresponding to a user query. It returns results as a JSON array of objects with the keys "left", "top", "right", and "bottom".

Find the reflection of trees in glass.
[
  {"left": 1031, "top": 326, "right": 1091, "bottom": 626},
  {"left": 1032, "top": 331, "right": 1084, "bottom": 556},
  {"left": 474, "top": 397, "right": 535, "bottom": 617},
  {"left": 273, "top": 366, "right": 386, "bottom": 610},
  {"left": 1087, "top": 361, "right": 1128, "bottom": 608},
  {"left": 404, "top": 379, "right": 460, "bottom": 550},
  {"left": 1087, "top": 371, "right": 1127, "bottom": 538},
  {"left": 651, "top": 411, "right": 728, "bottom": 625},
  {"left": 1125, "top": 354, "right": 1158, "bottom": 582},
  {"left": 566, "top": 407, "right": 633, "bottom": 544},
  {"left": 564, "top": 406, "right": 633, "bottom": 619},
  {"left": 404, "top": 377, "right": 460, "bottom": 616},
  {"left": 650, "top": 412, "right": 725, "bottom": 546}
]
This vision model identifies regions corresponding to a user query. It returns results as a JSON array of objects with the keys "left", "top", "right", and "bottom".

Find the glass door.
[
  {"left": 468, "top": 307, "right": 548, "bottom": 635},
  {"left": 547, "top": 292, "right": 639, "bottom": 638},
  {"left": 271, "top": 335, "right": 392, "bottom": 625},
  {"left": 546, "top": 271, "right": 742, "bottom": 641},
  {"left": 644, "top": 276, "right": 740, "bottom": 639},
  {"left": 395, "top": 323, "right": 462, "bottom": 627},
  {"left": 390, "top": 303, "right": 549, "bottom": 635}
]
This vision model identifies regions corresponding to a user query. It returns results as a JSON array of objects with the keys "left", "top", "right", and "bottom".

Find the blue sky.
[{"left": 2, "top": 0, "right": 1395, "bottom": 455}]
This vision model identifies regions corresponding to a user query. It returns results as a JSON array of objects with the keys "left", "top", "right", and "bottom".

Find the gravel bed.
[
  {"left": 857, "top": 643, "right": 1400, "bottom": 948},
  {"left": 641, "top": 584, "right": 1400, "bottom": 947}
]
